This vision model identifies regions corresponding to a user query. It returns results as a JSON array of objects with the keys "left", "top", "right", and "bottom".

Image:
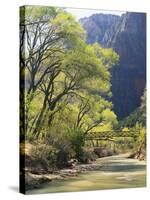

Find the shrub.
[
  {"left": 29, "top": 144, "right": 58, "bottom": 172},
  {"left": 67, "top": 128, "right": 85, "bottom": 161}
]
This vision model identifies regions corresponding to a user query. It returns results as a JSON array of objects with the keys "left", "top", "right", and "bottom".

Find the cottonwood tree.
[
  {"left": 20, "top": 6, "right": 85, "bottom": 137},
  {"left": 20, "top": 6, "right": 119, "bottom": 140}
]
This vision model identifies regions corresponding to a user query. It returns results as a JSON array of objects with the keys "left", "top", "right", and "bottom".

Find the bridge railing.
[{"left": 85, "top": 131, "right": 139, "bottom": 140}]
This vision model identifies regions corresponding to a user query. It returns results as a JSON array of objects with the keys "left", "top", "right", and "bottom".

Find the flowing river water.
[{"left": 27, "top": 154, "right": 146, "bottom": 194}]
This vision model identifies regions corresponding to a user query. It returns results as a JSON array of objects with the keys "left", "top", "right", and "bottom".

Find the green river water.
[{"left": 27, "top": 154, "right": 146, "bottom": 194}]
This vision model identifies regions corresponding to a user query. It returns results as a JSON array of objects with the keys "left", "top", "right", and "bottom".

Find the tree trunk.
[{"left": 32, "top": 99, "right": 47, "bottom": 139}]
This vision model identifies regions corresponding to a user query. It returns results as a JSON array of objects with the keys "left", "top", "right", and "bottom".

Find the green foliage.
[
  {"left": 122, "top": 127, "right": 129, "bottom": 132},
  {"left": 134, "top": 122, "right": 146, "bottom": 148},
  {"left": 29, "top": 144, "right": 58, "bottom": 170},
  {"left": 20, "top": 6, "right": 121, "bottom": 166},
  {"left": 21, "top": 5, "right": 58, "bottom": 23},
  {"left": 67, "top": 128, "right": 85, "bottom": 160},
  {"left": 118, "top": 88, "right": 146, "bottom": 128},
  {"left": 140, "top": 88, "right": 146, "bottom": 123},
  {"left": 102, "top": 109, "right": 118, "bottom": 124},
  {"left": 52, "top": 11, "right": 85, "bottom": 41}
]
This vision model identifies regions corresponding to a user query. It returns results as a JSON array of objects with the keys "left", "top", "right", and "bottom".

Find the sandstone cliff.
[{"left": 80, "top": 12, "right": 146, "bottom": 119}]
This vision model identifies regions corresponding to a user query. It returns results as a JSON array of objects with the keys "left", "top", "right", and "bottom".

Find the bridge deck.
[{"left": 85, "top": 131, "right": 138, "bottom": 140}]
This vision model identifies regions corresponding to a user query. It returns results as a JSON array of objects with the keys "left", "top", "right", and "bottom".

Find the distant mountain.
[
  {"left": 80, "top": 12, "right": 146, "bottom": 119},
  {"left": 80, "top": 14, "right": 120, "bottom": 44}
]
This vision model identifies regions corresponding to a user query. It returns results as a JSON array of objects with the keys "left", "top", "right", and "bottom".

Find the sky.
[{"left": 66, "top": 8, "right": 125, "bottom": 20}]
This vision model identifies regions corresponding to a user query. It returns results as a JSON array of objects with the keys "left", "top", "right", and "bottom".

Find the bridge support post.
[{"left": 96, "top": 140, "right": 99, "bottom": 147}]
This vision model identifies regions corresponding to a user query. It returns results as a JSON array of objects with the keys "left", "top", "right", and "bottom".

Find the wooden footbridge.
[
  {"left": 85, "top": 130, "right": 139, "bottom": 147},
  {"left": 85, "top": 130, "right": 139, "bottom": 141}
]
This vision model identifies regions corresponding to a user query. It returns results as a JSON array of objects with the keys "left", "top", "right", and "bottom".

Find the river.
[{"left": 27, "top": 154, "right": 146, "bottom": 194}]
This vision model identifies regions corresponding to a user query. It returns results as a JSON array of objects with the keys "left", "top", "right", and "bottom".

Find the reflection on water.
[{"left": 27, "top": 154, "right": 146, "bottom": 194}]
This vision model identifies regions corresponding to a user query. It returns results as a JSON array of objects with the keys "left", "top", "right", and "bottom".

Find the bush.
[
  {"left": 29, "top": 144, "right": 58, "bottom": 172},
  {"left": 80, "top": 149, "right": 98, "bottom": 163},
  {"left": 67, "top": 128, "right": 85, "bottom": 161},
  {"left": 55, "top": 141, "right": 72, "bottom": 168}
]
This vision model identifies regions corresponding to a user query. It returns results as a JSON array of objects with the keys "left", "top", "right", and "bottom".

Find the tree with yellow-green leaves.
[{"left": 20, "top": 6, "right": 119, "bottom": 142}]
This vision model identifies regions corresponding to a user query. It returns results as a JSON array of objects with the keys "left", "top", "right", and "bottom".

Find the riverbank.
[
  {"left": 25, "top": 156, "right": 103, "bottom": 190},
  {"left": 25, "top": 153, "right": 146, "bottom": 192},
  {"left": 22, "top": 143, "right": 114, "bottom": 190}
]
